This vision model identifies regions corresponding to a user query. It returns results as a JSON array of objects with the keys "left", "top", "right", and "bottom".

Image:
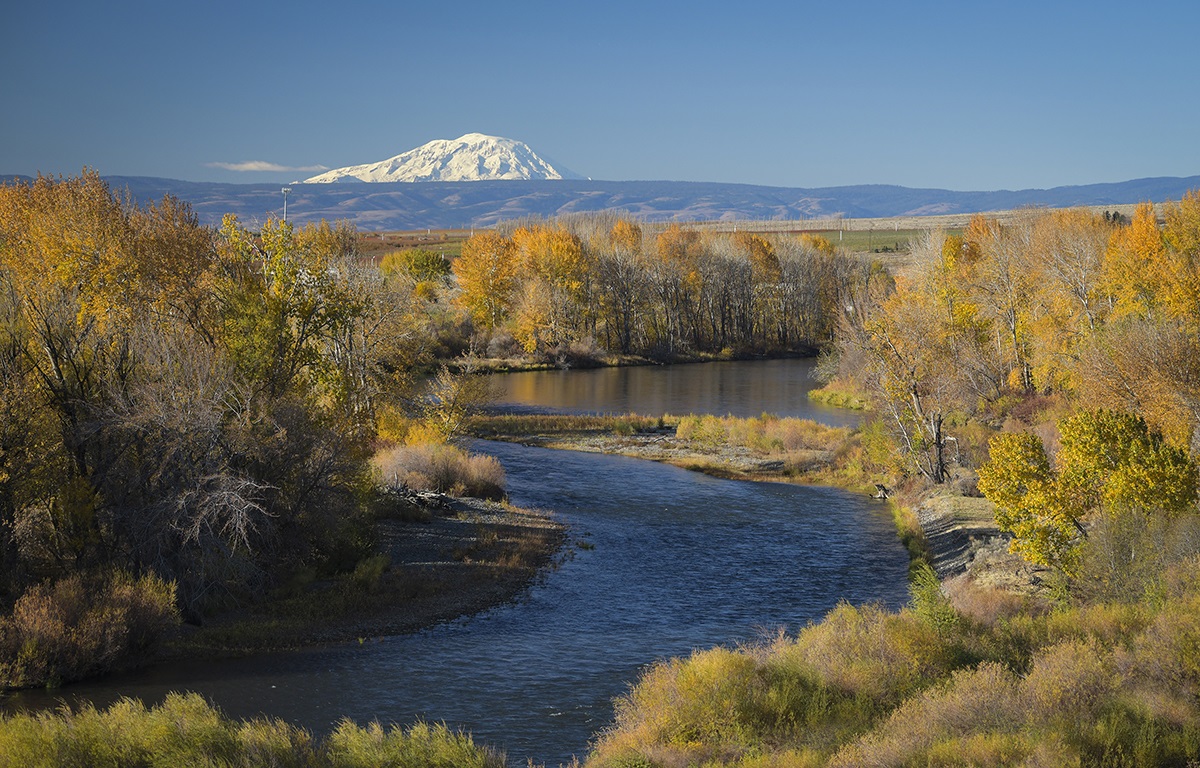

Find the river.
[{"left": 3, "top": 359, "right": 907, "bottom": 766}]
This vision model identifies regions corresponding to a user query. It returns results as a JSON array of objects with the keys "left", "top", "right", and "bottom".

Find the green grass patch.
[
  {"left": 806, "top": 384, "right": 869, "bottom": 410},
  {"left": 468, "top": 413, "right": 668, "bottom": 438}
]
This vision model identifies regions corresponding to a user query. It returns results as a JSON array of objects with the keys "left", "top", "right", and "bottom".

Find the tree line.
[
  {"left": 453, "top": 214, "right": 863, "bottom": 359},
  {"left": 827, "top": 197, "right": 1200, "bottom": 571},
  {"left": 833, "top": 200, "right": 1200, "bottom": 480}
]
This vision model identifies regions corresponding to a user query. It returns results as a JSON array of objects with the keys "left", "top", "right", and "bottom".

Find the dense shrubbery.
[
  {"left": 0, "top": 572, "right": 178, "bottom": 688},
  {"left": 0, "top": 172, "right": 431, "bottom": 681},
  {"left": 589, "top": 556, "right": 1200, "bottom": 767},
  {"left": 0, "top": 693, "right": 503, "bottom": 768}
]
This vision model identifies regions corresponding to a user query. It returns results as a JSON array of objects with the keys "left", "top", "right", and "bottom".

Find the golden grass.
[{"left": 373, "top": 443, "right": 506, "bottom": 500}]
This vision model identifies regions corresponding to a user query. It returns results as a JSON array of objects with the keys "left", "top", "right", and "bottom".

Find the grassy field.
[
  {"left": 802, "top": 227, "right": 931, "bottom": 254},
  {"left": 356, "top": 229, "right": 472, "bottom": 261}
]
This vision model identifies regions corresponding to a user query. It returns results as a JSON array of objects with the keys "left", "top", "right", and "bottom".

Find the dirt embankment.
[
  {"left": 914, "top": 493, "right": 1051, "bottom": 596},
  {"left": 367, "top": 495, "right": 567, "bottom": 638}
]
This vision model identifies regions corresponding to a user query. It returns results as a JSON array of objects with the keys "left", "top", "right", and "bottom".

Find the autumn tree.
[
  {"left": 595, "top": 220, "right": 648, "bottom": 353},
  {"left": 1026, "top": 209, "right": 1112, "bottom": 392},
  {"left": 967, "top": 214, "right": 1039, "bottom": 393},
  {"left": 510, "top": 225, "right": 593, "bottom": 353},
  {"left": 453, "top": 232, "right": 518, "bottom": 331},
  {"left": 1161, "top": 190, "right": 1200, "bottom": 331},
  {"left": 979, "top": 410, "right": 1198, "bottom": 571},
  {"left": 976, "top": 431, "right": 1070, "bottom": 568},
  {"left": 0, "top": 173, "right": 396, "bottom": 615},
  {"left": 380, "top": 248, "right": 451, "bottom": 284},
  {"left": 849, "top": 232, "right": 993, "bottom": 483},
  {"left": 1104, "top": 202, "right": 1166, "bottom": 322}
]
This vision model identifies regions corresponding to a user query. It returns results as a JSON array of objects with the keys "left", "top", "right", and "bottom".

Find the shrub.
[
  {"left": 827, "top": 663, "right": 1023, "bottom": 768},
  {"left": 1073, "top": 510, "right": 1200, "bottom": 603},
  {"left": 675, "top": 414, "right": 728, "bottom": 447},
  {"left": 326, "top": 719, "right": 504, "bottom": 768},
  {"left": 0, "top": 571, "right": 179, "bottom": 689},
  {"left": 592, "top": 645, "right": 833, "bottom": 767},
  {"left": 909, "top": 562, "right": 961, "bottom": 636},
  {"left": 784, "top": 602, "right": 954, "bottom": 706},
  {"left": 373, "top": 444, "right": 506, "bottom": 500},
  {"left": 349, "top": 554, "right": 390, "bottom": 594},
  {"left": 0, "top": 693, "right": 503, "bottom": 768},
  {"left": 943, "top": 576, "right": 1036, "bottom": 627},
  {"left": 1020, "top": 637, "right": 1115, "bottom": 722}
]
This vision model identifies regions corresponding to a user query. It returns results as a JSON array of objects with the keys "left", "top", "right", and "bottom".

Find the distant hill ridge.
[{"left": 4, "top": 174, "right": 1199, "bottom": 230}]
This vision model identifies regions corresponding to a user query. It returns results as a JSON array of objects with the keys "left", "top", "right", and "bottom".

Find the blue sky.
[{"left": 3, "top": 0, "right": 1198, "bottom": 190}]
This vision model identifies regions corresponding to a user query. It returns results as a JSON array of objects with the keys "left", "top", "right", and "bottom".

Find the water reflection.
[{"left": 493, "top": 358, "right": 858, "bottom": 426}]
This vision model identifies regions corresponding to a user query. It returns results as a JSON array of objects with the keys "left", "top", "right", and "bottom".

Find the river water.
[{"left": 3, "top": 359, "right": 907, "bottom": 766}]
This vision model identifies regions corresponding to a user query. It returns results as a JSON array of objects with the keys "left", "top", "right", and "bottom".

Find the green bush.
[
  {"left": 784, "top": 602, "right": 954, "bottom": 706},
  {"left": 327, "top": 720, "right": 503, "bottom": 768},
  {"left": 0, "top": 693, "right": 503, "bottom": 768}
]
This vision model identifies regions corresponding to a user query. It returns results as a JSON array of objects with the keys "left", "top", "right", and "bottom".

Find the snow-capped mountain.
[{"left": 299, "top": 133, "right": 581, "bottom": 183}]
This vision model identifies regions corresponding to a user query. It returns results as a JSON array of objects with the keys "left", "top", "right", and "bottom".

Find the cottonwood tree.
[
  {"left": 1027, "top": 209, "right": 1112, "bottom": 391},
  {"left": 594, "top": 220, "right": 648, "bottom": 353},
  {"left": 978, "top": 410, "right": 1198, "bottom": 572},
  {"left": 1161, "top": 190, "right": 1200, "bottom": 331},
  {"left": 454, "top": 232, "right": 518, "bottom": 331},
  {"left": 967, "top": 214, "right": 1039, "bottom": 394},
  {"left": 850, "top": 232, "right": 992, "bottom": 483},
  {"left": 1104, "top": 202, "right": 1166, "bottom": 322}
]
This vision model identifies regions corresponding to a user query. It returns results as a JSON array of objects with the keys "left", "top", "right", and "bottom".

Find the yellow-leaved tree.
[
  {"left": 1104, "top": 202, "right": 1166, "bottom": 321},
  {"left": 978, "top": 410, "right": 1198, "bottom": 572},
  {"left": 453, "top": 232, "right": 517, "bottom": 331},
  {"left": 1161, "top": 190, "right": 1200, "bottom": 331}
]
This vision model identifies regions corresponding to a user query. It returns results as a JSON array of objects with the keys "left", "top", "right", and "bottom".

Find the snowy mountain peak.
[{"left": 299, "top": 134, "right": 581, "bottom": 183}]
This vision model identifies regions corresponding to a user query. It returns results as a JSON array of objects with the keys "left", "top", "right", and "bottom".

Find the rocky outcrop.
[{"left": 916, "top": 494, "right": 1051, "bottom": 594}]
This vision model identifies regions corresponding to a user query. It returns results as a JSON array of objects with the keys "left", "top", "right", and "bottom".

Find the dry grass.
[
  {"left": 827, "top": 662, "right": 1024, "bottom": 768},
  {"left": 373, "top": 443, "right": 506, "bottom": 500},
  {"left": 674, "top": 414, "right": 849, "bottom": 455},
  {"left": 468, "top": 413, "right": 665, "bottom": 438}
]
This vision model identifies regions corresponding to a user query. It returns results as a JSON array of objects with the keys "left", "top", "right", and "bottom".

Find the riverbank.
[
  {"left": 163, "top": 495, "right": 566, "bottom": 658},
  {"left": 455, "top": 347, "right": 822, "bottom": 375},
  {"left": 470, "top": 414, "right": 852, "bottom": 486}
]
